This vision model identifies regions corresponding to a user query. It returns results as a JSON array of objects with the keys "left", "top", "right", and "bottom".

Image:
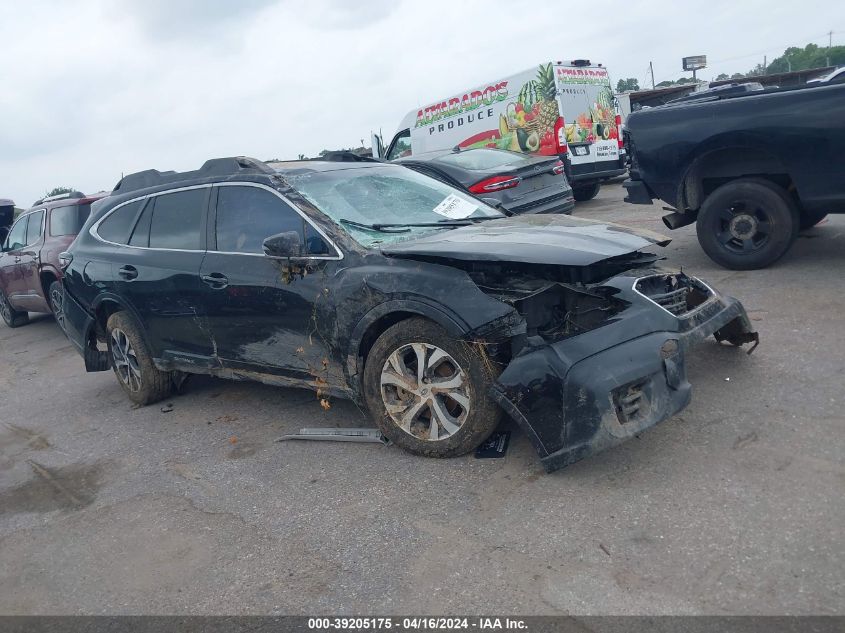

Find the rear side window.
[
  {"left": 215, "top": 185, "right": 328, "bottom": 255},
  {"left": 148, "top": 188, "right": 206, "bottom": 250},
  {"left": 50, "top": 204, "right": 92, "bottom": 237},
  {"left": 97, "top": 200, "right": 142, "bottom": 244},
  {"left": 25, "top": 210, "right": 45, "bottom": 245},
  {"left": 436, "top": 149, "right": 528, "bottom": 170}
]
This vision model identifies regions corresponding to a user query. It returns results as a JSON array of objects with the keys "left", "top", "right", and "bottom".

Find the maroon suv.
[{"left": 0, "top": 191, "right": 104, "bottom": 328}]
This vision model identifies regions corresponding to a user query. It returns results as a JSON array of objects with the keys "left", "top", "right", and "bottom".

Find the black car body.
[
  {"left": 395, "top": 149, "right": 575, "bottom": 216},
  {"left": 623, "top": 82, "right": 845, "bottom": 269},
  {"left": 60, "top": 157, "right": 758, "bottom": 472}
]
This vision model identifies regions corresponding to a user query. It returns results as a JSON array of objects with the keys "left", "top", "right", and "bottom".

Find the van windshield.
[{"left": 286, "top": 165, "right": 504, "bottom": 248}]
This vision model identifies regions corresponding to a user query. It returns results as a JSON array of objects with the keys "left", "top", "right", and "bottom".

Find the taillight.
[
  {"left": 554, "top": 116, "right": 568, "bottom": 154},
  {"left": 468, "top": 176, "right": 521, "bottom": 193},
  {"left": 615, "top": 114, "right": 623, "bottom": 149},
  {"left": 552, "top": 161, "right": 566, "bottom": 175}
]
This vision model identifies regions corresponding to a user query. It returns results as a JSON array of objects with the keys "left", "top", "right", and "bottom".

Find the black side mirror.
[{"left": 262, "top": 231, "right": 302, "bottom": 258}]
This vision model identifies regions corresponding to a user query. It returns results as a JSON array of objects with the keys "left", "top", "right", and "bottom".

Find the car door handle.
[
  {"left": 14, "top": 257, "right": 20, "bottom": 263},
  {"left": 201, "top": 272, "right": 228, "bottom": 289},
  {"left": 118, "top": 265, "right": 138, "bottom": 280}
]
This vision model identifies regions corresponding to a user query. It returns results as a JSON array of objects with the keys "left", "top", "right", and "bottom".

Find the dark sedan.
[{"left": 396, "top": 148, "right": 575, "bottom": 216}]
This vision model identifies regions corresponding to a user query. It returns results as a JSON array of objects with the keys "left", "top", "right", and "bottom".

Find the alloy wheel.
[
  {"left": 50, "top": 285, "right": 65, "bottom": 330},
  {"left": 110, "top": 328, "right": 142, "bottom": 392},
  {"left": 716, "top": 201, "right": 773, "bottom": 254},
  {"left": 380, "top": 342, "right": 471, "bottom": 442}
]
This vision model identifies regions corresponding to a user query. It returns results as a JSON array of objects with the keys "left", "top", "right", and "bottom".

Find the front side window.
[
  {"left": 287, "top": 164, "right": 503, "bottom": 247},
  {"left": 97, "top": 200, "right": 143, "bottom": 245},
  {"left": 386, "top": 130, "right": 412, "bottom": 161},
  {"left": 148, "top": 188, "right": 206, "bottom": 250},
  {"left": 214, "top": 185, "right": 329, "bottom": 255},
  {"left": 50, "top": 204, "right": 92, "bottom": 237},
  {"left": 25, "top": 210, "right": 44, "bottom": 246},
  {"left": 5, "top": 216, "right": 28, "bottom": 250}
]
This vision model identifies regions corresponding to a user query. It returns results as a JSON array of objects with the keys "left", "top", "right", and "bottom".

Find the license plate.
[{"left": 574, "top": 146, "right": 589, "bottom": 156}]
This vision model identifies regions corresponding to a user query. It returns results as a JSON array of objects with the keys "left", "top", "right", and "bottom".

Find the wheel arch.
[
  {"left": 344, "top": 299, "right": 468, "bottom": 399},
  {"left": 679, "top": 143, "right": 797, "bottom": 212},
  {"left": 39, "top": 266, "right": 61, "bottom": 298}
]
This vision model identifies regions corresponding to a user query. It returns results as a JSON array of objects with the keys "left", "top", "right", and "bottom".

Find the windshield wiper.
[{"left": 339, "top": 217, "right": 498, "bottom": 232}]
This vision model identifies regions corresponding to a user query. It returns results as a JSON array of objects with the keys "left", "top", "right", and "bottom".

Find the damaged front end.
[{"left": 473, "top": 266, "right": 758, "bottom": 472}]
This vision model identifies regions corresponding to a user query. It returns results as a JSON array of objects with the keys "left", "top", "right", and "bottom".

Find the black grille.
[
  {"left": 635, "top": 273, "right": 711, "bottom": 317},
  {"left": 614, "top": 380, "right": 647, "bottom": 424}
]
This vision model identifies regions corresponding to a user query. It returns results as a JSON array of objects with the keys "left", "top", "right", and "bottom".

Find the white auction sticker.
[{"left": 432, "top": 194, "right": 478, "bottom": 219}]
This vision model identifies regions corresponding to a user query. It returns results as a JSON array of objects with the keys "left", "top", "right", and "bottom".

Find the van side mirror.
[{"left": 262, "top": 231, "right": 302, "bottom": 258}]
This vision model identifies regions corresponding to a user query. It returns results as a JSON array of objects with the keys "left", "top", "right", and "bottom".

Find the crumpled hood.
[{"left": 381, "top": 214, "right": 671, "bottom": 266}]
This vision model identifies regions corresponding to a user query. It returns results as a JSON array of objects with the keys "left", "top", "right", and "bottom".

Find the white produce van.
[{"left": 374, "top": 60, "right": 627, "bottom": 201}]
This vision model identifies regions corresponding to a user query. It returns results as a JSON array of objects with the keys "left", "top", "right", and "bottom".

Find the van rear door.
[{"left": 554, "top": 64, "right": 622, "bottom": 182}]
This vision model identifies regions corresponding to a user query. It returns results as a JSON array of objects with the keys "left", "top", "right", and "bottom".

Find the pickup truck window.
[
  {"left": 25, "top": 210, "right": 44, "bottom": 246},
  {"left": 50, "top": 204, "right": 92, "bottom": 237}
]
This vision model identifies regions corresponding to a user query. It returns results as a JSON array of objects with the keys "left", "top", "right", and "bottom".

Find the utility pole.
[
  {"left": 763, "top": 55, "right": 767, "bottom": 75},
  {"left": 827, "top": 30, "right": 833, "bottom": 67},
  {"left": 649, "top": 61, "right": 655, "bottom": 89}
]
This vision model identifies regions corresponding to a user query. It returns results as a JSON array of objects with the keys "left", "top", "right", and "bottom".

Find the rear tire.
[
  {"left": 573, "top": 183, "right": 601, "bottom": 201},
  {"left": 799, "top": 209, "right": 828, "bottom": 230},
  {"left": 696, "top": 179, "right": 798, "bottom": 270},
  {"left": 106, "top": 311, "right": 172, "bottom": 406},
  {"left": 0, "top": 288, "right": 29, "bottom": 328},
  {"left": 363, "top": 317, "right": 502, "bottom": 458}
]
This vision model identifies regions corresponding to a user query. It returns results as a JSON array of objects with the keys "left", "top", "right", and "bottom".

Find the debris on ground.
[
  {"left": 474, "top": 431, "right": 511, "bottom": 459},
  {"left": 276, "top": 428, "right": 389, "bottom": 445}
]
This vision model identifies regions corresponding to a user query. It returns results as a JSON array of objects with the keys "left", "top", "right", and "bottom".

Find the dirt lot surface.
[{"left": 1, "top": 183, "right": 842, "bottom": 615}]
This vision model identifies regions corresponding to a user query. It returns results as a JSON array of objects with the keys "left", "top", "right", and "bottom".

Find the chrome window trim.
[
  {"left": 90, "top": 181, "right": 344, "bottom": 260},
  {"left": 90, "top": 184, "right": 211, "bottom": 253},
  {"left": 22, "top": 208, "right": 46, "bottom": 248},
  {"left": 211, "top": 182, "right": 343, "bottom": 261}
]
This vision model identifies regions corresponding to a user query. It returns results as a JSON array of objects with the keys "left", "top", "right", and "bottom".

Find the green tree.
[
  {"left": 615, "top": 78, "right": 640, "bottom": 92},
  {"left": 715, "top": 73, "right": 729, "bottom": 81},
  {"left": 45, "top": 186, "right": 75, "bottom": 197},
  {"left": 766, "top": 43, "right": 845, "bottom": 74}
]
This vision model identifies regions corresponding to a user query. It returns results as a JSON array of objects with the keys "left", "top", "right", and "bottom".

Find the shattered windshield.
[{"left": 286, "top": 165, "right": 504, "bottom": 247}]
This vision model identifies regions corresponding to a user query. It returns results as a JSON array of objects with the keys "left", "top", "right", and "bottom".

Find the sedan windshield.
[{"left": 286, "top": 165, "right": 504, "bottom": 247}]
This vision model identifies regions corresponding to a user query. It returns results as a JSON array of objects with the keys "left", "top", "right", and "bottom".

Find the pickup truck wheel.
[
  {"left": 0, "top": 288, "right": 29, "bottom": 328},
  {"left": 49, "top": 281, "right": 65, "bottom": 330},
  {"left": 363, "top": 317, "right": 502, "bottom": 458},
  {"left": 799, "top": 209, "right": 828, "bottom": 230},
  {"left": 106, "top": 311, "right": 172, "bottom": 406},
  {"left": 573, "top": 183, "right": 601, "bottom": 202},
  {"left": 696, "top": 179, "right": 798, "bottom": 270}
]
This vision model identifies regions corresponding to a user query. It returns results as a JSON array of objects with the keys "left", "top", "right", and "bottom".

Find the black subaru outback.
[{"left": 60, "top": 156, "right": 758, "bottom": 471}]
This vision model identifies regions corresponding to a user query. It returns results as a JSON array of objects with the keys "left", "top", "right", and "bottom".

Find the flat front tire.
[
  {"left": 696, "top": 179, "right": 798, "bottom": 270},
  {"left": 106, "top": 311, "right": 172, "bottom": 406},
  {"left": 363, "top": 317, "right": 502, "bottom": 458}
]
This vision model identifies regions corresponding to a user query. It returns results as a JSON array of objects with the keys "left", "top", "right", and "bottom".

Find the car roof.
[{"left": 269, "top": 160, "right": 393, "bottom": 175}]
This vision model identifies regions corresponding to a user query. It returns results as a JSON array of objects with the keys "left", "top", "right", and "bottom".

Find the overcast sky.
[{"left": 1, "top": 0, "right": 842, "bottom": 206}]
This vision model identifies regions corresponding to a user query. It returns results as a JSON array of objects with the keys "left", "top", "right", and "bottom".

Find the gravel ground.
[{"left": 0, "top": 182, "right": 842, "bottom": 615}]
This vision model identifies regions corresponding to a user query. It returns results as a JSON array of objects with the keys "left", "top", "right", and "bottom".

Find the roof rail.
[
  {"left": 112, "top": 156, "right": 275, "bottom": 195},
  {"left": 32, "top": 191, "right": 85, "bottom": 206}
]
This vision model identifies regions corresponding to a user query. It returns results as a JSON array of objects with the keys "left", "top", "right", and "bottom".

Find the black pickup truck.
[{"left": 623, "top": 82, "right": 845, "bottom": 269}]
